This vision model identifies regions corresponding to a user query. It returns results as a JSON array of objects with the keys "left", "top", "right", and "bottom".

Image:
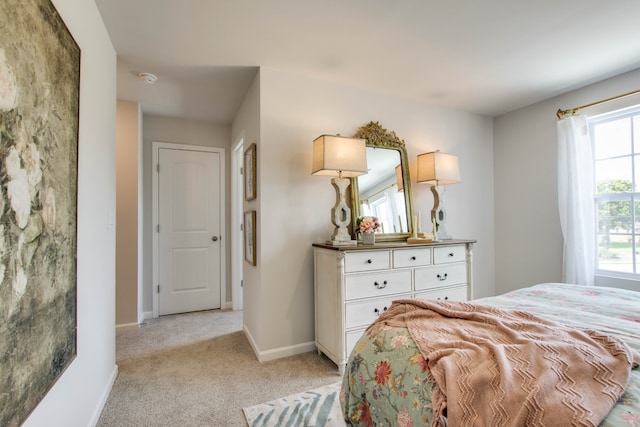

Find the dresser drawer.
[
  {"left": 415, "top": 262, "right": 467, "bottom": 291},
  {"left": 414, "top": 285, "right": 468, "bottom": 302},
  {"left": 346, "top": 328, "right": 366, "bottom": 356},
  {"left": 345, "top": 270, "right": 411, "bottom": 300},
  {"left": 345, "top": 295, "right": 409, "bottom": 329},
  {"left": 344, "top": 250, "right": 390, "bottom": 273},
  {"left": 392, "top": 248, "right": 432, "bottom": 268},
  {"left": 433, "top": 245, "right": 466, "bottom": 264}
]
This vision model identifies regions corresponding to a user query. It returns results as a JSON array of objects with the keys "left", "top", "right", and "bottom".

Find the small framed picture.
[
  {"left": 244, "top": 143, "right": 257, "bottom": 201},
  {"left": 244, "top": 210, "right": 256, "bottom": 266}
]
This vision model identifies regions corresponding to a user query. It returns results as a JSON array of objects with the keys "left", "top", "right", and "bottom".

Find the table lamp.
[
  {"left": 312, "top": 135, "right": 368, "bottom": 246},
  {"left": 417, "top": 150, "right": 461, "bottom": 240}
]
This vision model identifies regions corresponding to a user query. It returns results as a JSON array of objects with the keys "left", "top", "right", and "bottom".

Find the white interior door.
[{"left": 157, "top": 147, "right": 222, "bottom": 315}]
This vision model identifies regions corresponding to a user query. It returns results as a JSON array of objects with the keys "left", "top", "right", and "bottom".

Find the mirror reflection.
[
  {"left": 351, "top": 121, "right": 414, "bottom": 241},
  {"left": 357, "top": 148, "right": 407, "bottom": 233}
]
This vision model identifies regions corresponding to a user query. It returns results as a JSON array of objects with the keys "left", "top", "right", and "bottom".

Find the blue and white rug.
[{"left": 243, "top": 382, "right": 345, "bottom": 427}]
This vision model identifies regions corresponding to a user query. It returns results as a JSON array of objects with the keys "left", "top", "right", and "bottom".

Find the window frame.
[{"left": 590, "top": 105, "right": 640, "bottom": 280}]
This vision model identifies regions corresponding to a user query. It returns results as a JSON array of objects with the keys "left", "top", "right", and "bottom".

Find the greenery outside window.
[{"left": 591, "top": 106, "right": 640, "bottom": 276}]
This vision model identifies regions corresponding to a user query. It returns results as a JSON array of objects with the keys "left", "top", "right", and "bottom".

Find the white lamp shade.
[
  {"left": 395, "top": 164, "right": 404, "bottom": 192},
  {"left": 311, "top": 135, "right": 368, "bottom": 178},
  {"left": 417, "top": 151, "right": 461, "bottom": 185}
]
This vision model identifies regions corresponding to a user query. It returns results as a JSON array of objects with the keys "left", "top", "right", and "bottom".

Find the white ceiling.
[{"left": 96, "top": 0, "right": 640, "bottom": 123}]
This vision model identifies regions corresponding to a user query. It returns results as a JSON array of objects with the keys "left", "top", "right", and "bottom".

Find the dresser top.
[{"left": 312, "top": 238, "right": 476, "bottom": 251}]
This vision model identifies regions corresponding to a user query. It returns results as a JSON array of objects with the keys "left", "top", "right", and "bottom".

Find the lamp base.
[
  {"left": 327, "top": 238, "right": 358, "bottom": 247},
  {"left": 431, "top": 186, "right": 453, "bottom": 241},
  {"left": 328, "top": 177, "right": 356, "bottom": 245}
]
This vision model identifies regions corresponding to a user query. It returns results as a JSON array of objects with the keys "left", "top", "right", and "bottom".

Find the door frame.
[
  {"left": 152, "top": 141, "right": 226, "bottom": 318},
  {"left": 231, "top": 135, "right": 244, "bottom": 311}
]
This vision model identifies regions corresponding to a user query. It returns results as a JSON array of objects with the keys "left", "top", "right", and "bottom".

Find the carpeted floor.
[{"left": 97, "top": 309, "right": 340, "bottom": 426}]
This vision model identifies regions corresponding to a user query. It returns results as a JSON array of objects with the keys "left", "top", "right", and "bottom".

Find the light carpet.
[
  {"left": 243, "top": 382, "right": 346, "bottom": 427},
  {"left": 97, "top": 310, "right": 340, "bottom": 426}
]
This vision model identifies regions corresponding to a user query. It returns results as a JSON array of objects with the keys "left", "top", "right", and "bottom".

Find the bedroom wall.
[
  {"left": 116, "top": 100, "right": 140, "bottom": 326},
  {"left": 493, "top": 67, "right": 640, "bottom": 295},
  {"left": 231, "top": 71, "right": 262, "bottom": 354},
  {"left": 238, "top": 68, "right": 495, "bottom": 359},
  {"left": 141, "top": 115, "right": 232, "bottom": 316},
  {"left": 22, "top": 0, "right": 117, "bottom": 425}
]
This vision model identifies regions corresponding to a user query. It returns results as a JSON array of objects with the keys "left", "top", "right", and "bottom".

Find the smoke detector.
[{"left": 138, "top": 72, "right": 157, "bottom": 84}]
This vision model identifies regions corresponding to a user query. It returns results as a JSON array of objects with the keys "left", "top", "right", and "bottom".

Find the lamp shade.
[
  {"left": 416, "top": 150, "right": 461, "bottom": 185},
  {"left": 395, "top": 164, "right": 404, "bottom": 192},
  {"left": 311, "top": 135, "right": 368, "bottom": 178}
]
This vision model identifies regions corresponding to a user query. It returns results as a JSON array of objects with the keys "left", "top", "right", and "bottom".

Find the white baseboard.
[
  {"left": 124, "top": 308, "right": 229, "bottom": 330},
  {"left": 138, "top": 311, "right": 152, "bottom": 324},
  {"left": 243, "top": 325, "right": 316, "bottom": 363},
  {"left": 259, "top": 341, "right": 317, "bottom": 362},
  {"left": 116, "top": 311, "right": 153, "bottom": 332},
  {"left": 243, "top": 325, "right": 260, "bottom": 359},
  {"left": 89, "top": 364, "right": 118, "bottom": 427},
  {"left": 116, "top": 311, "right": 152, "bottom": 331},
  {"left": 115, "top": 322, "right": 139, "bottom": 332}
]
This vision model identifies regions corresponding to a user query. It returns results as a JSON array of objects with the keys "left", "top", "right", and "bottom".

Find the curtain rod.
[
  {"left": 556, "top": 88, "right": 640, "bottom": 119},
  {"left": 361, "top": 182, "right": 399, "bottom": 204}
]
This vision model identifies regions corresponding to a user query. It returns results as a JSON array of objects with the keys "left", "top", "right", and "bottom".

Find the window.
[
  {"left": 590, "top": 106, "right": 640, "bottom": 276},
  {"left": 359, "top": 184, "right": 407, "bottom": 233}
]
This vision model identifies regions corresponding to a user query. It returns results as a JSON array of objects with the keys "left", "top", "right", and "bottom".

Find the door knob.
[{"left": 211, "top": 236, "right": 219, "bottom": 241}]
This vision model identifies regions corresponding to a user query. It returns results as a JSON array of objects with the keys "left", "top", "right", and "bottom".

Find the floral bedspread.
[{"left": 341, "top": 283, "right": 640, "bottom": 427}]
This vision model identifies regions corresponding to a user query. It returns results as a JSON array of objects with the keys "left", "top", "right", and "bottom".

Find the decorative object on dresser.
[
  {"left": 417, "top": 150, "right": 461, "bottom": 240},
  {"left": 313, "top": 239, "right": 475, "bottom": 375},
  {"left": 351, "top": 121, "right": 415, "bottom": 241},
  {"left": 312, "top": 135, "right": 368, "bottom": 246},
  {"left": 361, "top": 232, "right": 375, "bottom": 245},
  {"left": 407, "top": 211, "right": 433, "bottom": 244},
  {"left": 355, "top": 216, "right": 380, "bottom": 245}
]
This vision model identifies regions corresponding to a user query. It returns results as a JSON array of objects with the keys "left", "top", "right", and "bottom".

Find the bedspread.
[{"left": 341, "top": 283, "right": 640, "bottom": 427}]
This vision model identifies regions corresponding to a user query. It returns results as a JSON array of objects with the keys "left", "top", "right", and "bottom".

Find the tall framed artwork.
[
  {"left": 0, "top": 0, "right": 80, "bottom": 425},
  {"left": 244, "top": 142, "right": 257, "bottom": 201},
  {"left": 244, "top": 210, "right": 256, "bottom": 266}
]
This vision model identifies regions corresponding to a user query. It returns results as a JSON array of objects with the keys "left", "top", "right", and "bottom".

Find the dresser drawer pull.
[
  {"left": 436, "top": 273, "right": 448, "bottom": 281},
  {"left": 374, "top": 306, "right": 388, "bottom": 316},
  {"left": 437, "top": 296, "right": 449, "bottom": 301},
  {"left": 410, "top": 256, "right": 416, "bottom": 261},
  {"left": 374, "top": 280, "right": 388, "bottom": 289},
  {"left": 367, "top": 259, "right": 372, "bottom": 264},
  {"left": 448, "top": 252, "right": 454, "bottom": 257}
]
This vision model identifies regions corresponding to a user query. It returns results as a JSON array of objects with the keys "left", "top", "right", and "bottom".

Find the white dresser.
[{"left": 313, "top": 239, "right": 475, "bottom": 375}]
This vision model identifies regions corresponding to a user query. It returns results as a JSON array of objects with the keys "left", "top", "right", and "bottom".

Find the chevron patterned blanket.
[
  {"left": 373, "top": 299, "right": 639, "bottom": 427},
  {"left": 342, "top": 284, "right": 640, "bottom": 427}
]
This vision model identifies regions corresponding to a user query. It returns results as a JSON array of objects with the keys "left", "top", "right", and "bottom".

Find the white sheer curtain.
[{"left": 557, "top": 115, "right": 595, "bottom": 286}]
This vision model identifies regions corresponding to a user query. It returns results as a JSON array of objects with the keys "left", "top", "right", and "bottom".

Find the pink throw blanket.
[{"left": 368, "top": 299, "right": 640, "bottom": 427}]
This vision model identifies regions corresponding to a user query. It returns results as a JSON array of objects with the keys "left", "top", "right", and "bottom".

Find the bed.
[{"left": 340, "top": 283, "right": 640, "bottom": 426}]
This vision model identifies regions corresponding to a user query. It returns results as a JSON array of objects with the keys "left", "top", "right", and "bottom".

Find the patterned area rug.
[{"left": 243, "top": 382, "right": 345, "bottom": 427}]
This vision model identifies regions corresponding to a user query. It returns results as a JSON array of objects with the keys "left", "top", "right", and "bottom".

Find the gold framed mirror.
[{"left": 351, "top": 121, "right": 414, "bottom": 241}]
